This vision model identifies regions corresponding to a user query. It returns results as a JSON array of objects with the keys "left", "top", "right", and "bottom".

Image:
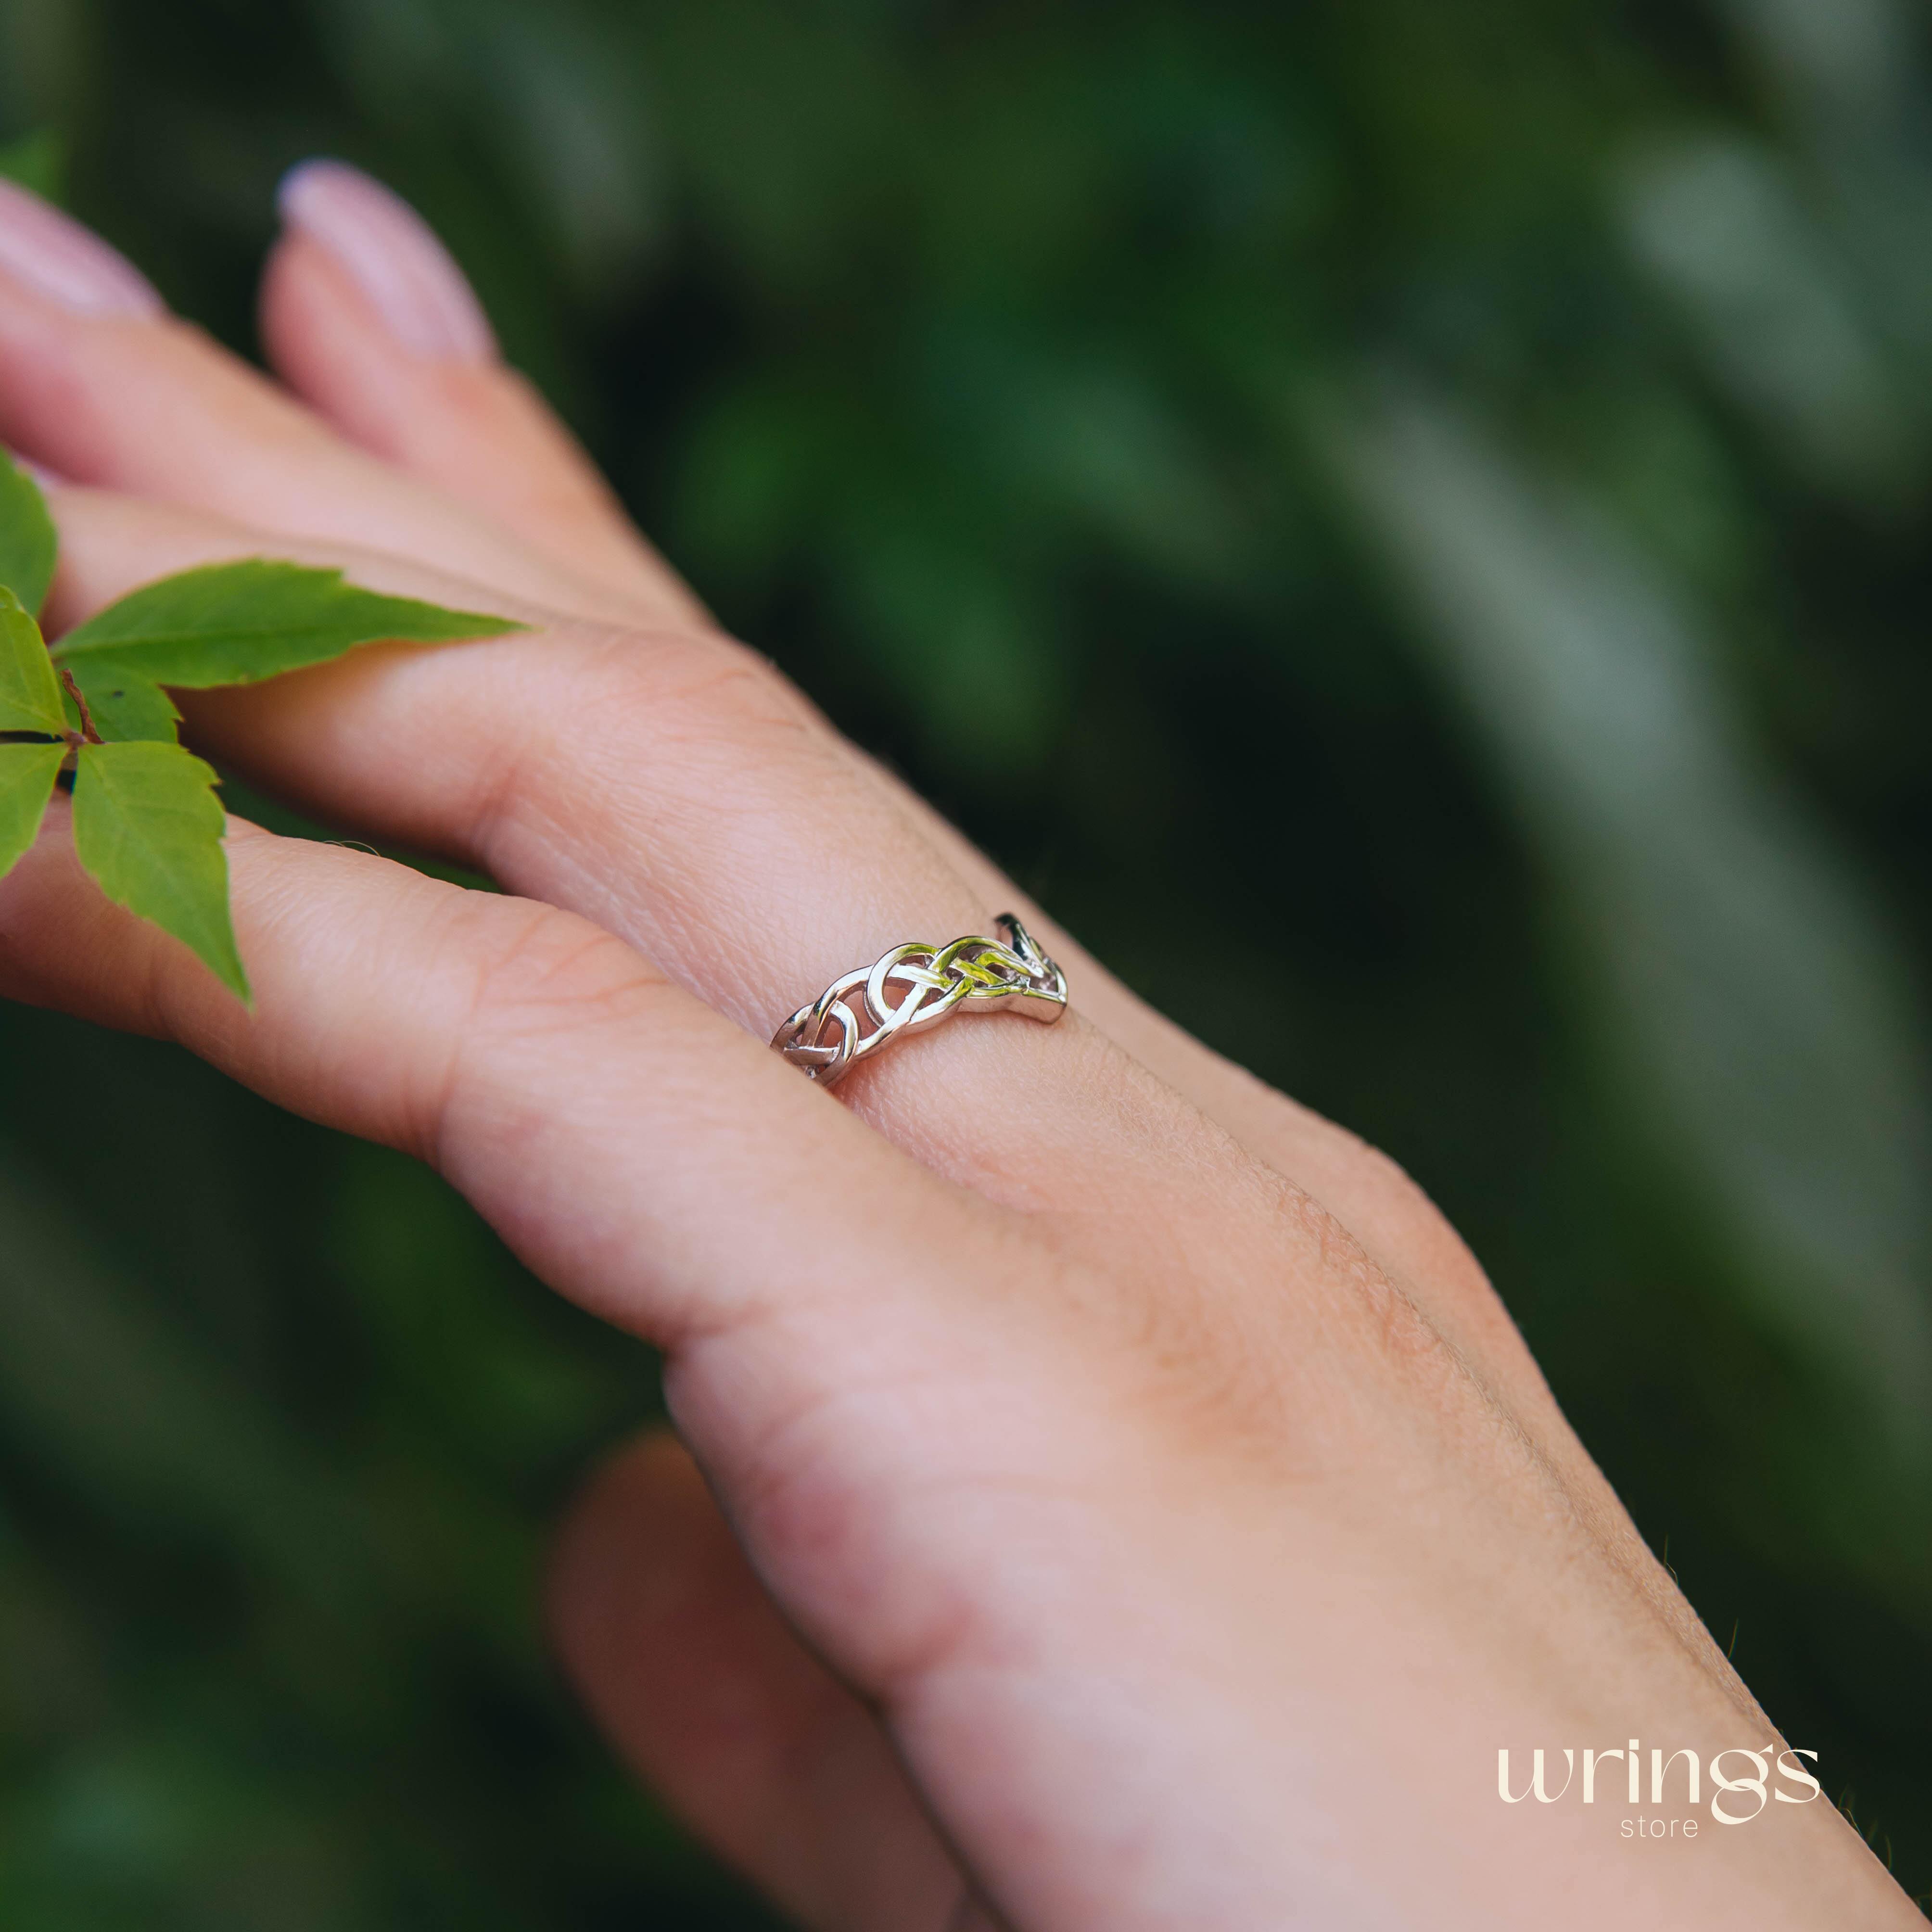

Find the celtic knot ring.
[{"left": 771, "top": 914, "right": 1069, "bottom": 1087}]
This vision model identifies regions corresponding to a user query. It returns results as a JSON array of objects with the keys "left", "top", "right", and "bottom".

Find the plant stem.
[{"left": 57, "top": 665, "right": 102, "bottom": 745}]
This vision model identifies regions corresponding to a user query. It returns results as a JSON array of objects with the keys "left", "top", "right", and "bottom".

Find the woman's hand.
[{"left": 0, "top": 167, "right": 1912, "bottom": 1930}]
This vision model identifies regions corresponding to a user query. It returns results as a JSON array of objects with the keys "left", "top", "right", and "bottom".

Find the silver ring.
[{"left": 771, "top": 914, "right": 1068, "bottom": 1086}]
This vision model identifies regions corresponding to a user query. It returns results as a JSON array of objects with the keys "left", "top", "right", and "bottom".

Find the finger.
[
  {"left": 548, "top": 1432, "right": 967, "bottom": 1932},
  {"left": 0, "top": 801, "right": 977, "bottom": 1352},
  {"left": 262, "top": 162, "right": 705, "bottom": 627},
  {"left": 0, "top": 182, "right": 648, "bottom": 629}
]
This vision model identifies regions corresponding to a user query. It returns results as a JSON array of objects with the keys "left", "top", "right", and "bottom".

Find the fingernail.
[
  {"left": 0, "top": 177, "right": 165, "bottom": 318},
  {"left": 277, "top": 159, "right": 496, "bottom": 364}
]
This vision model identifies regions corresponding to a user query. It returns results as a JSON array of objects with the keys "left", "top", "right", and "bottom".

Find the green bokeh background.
[{"left": 2, "top": 0, "right": 1932, "bottom": 1921}]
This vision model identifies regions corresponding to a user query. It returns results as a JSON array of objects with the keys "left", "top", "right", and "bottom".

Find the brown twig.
[{"left": 57, "top": 664, "right": 102, "bottom": 745}]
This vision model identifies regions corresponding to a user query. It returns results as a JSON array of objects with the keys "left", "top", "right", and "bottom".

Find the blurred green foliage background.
[{"left": 1, "top": 0, "right": 1930, "bottom": 1921}]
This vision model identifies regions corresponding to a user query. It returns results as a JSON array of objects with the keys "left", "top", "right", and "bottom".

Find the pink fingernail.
[
  {"left": 0, "top": 178, "right": 165, "bottom": 318},
  {"left": 277, "top": 160, "right": 496, "bottom": 364}
]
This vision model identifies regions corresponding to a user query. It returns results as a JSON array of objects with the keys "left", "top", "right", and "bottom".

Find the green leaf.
[
  {"left": 69, "top": 672, "right": 183, "bottom": 746},
  {"left": 54, "top": 560, "right": 525, "bottom": 715},
  {"left": 0, "top": 585, "right": 65, "bottom": 736},
  {"left": 0, "top": 448, "right": 57, "bottom": 615},
  {"left": 71, "top": 741, "right": 248, "bottom": 1000},
  {"left": 0, "top": 741, "right": 65, "bottom": 879}
]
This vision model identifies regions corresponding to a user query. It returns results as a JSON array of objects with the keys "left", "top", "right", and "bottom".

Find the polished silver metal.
[{"left": 772, "top": 914, "right": 1068, "bottom": 1086}]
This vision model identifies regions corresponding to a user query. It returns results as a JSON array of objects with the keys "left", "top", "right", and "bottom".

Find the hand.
[{"left": 0, "top": 166, "right": 1912, "bottom": 1930}]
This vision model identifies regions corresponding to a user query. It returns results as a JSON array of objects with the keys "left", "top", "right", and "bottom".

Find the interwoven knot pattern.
[{"left": 772, "top": 913, "right": 1069, "bottom": 1086}]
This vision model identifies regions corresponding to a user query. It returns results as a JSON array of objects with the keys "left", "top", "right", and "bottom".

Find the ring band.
[{"left": 771, "top": 914, "right": 1069, "bottom": 1086}]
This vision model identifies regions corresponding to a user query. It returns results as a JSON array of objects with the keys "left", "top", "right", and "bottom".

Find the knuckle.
[
  {"left": 529, "top": 623, "right": 815, "bottom": 775},
  {"left": 462, "top": 621, "right": 789, "bottom": 839},
  {"left": 613, "top": 626, "right": 810, "bottom": 745},
  {"left": 1100, "top": 1161, "right": 1466, "bottom": 1460},
  {"left": 472, "top": 623, "right": 839, "bottom": 864},
  {"left": 1252, "top": 1093, "right": 1507, "bottom": 1326}
]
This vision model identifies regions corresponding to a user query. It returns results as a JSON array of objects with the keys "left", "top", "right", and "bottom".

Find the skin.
[{"left": 0, "top": 214, "right": 1918, "bottom": 1931}]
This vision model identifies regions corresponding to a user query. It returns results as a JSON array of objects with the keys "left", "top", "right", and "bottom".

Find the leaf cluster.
[{"left": 0, "top": 455, "right": 521, "bottom": 999}]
